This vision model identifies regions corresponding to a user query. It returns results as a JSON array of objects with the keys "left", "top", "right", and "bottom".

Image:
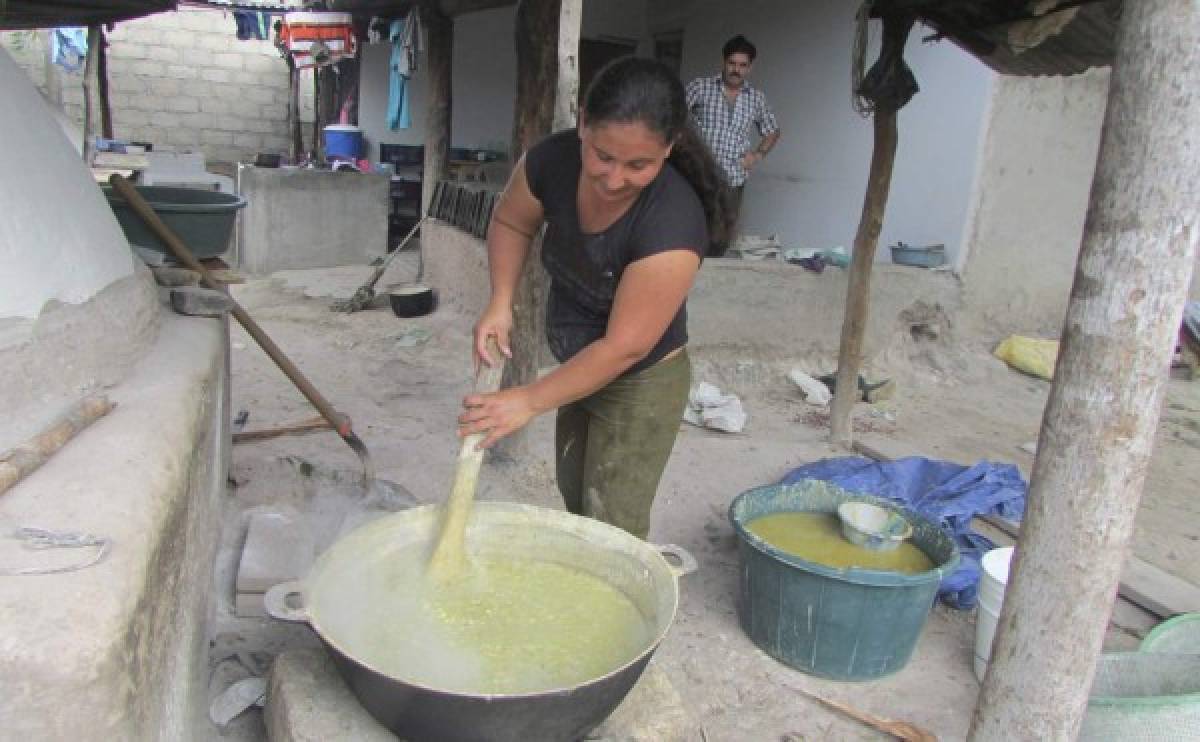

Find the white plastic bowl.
[{"left": 836, "top": 501, "right": 913, "bottom": 551}]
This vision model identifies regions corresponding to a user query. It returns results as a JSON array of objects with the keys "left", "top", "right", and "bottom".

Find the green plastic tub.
[
  {"left": 1081, "top": 652, "right": 1200, "bottom": 741},
  {"left": 1140, "top": 612, "right": 1200, "bottom": 654},
  {"left": 729, "top": 480, "right": 959, "bottom": 681},
  {"left": 102, "top": 185, "right": 246, "bottom": 258}
]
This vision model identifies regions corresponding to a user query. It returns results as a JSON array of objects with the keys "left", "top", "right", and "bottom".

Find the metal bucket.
[{"left": 264, "top": 502, "right": 695, "bottom": 742}]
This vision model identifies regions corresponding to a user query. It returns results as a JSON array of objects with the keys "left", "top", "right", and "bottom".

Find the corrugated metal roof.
[
  {"left": 1, "top": 1, "right": 179, "bottom": 30},
  {"left": 906, "top": 0, "right": 1120, "bottom": 76}
]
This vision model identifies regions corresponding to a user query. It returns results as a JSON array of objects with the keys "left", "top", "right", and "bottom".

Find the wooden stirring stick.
[
  {"left": 795, "top": 686, "right": 938, "bottom": 742},
  {"left": 428, "top": 337, "right": 506, "bottom": 579}
]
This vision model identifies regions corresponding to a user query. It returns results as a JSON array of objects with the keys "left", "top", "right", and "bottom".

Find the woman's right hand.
[{"left": 473, "top": 302, "right": 514, "bottom": 369}]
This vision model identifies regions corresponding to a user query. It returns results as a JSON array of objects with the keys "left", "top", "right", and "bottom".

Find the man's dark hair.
[{"left": 722, "top": 35, "right": 757, "bottom": 62}]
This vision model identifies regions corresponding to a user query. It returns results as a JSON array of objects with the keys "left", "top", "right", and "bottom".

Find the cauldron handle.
[
  {"left": 263, "top": 581, "right": 310, "bottom": 622},
  {"left": 654, "top": 544, "right": 698, "bottom": 578}
]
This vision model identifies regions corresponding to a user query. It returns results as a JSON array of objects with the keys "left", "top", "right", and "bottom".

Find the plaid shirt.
[{"left": 686, "top": 75, "right": 779, "bottom": 187}]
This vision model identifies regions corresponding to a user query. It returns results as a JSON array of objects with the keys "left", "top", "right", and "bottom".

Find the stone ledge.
[
  {"left": 265, "top": 649, "right": 699, "bottom": 742},
  {"left": 0, "top": 309, "right": 229, "bottom": 740}
]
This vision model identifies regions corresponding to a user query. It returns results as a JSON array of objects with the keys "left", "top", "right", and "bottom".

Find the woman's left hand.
[{"left": 458, "top": 387, "right": 538, "bottom": 449}]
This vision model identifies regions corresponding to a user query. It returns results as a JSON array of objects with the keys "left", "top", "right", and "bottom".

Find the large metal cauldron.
[{"left": 264, "top": 502, "right": 695, "bottom": 742}]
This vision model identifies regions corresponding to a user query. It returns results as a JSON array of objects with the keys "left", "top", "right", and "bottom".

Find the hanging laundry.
[
  {"left": 388, "top": 8, "right": 422, "bottom": 130},
  {"left": 367, "top": 16, "right": 389, "bottom": 45},
  {"left": 50, "top": 27, "right": 88, "bottom": 72},
  {"left": 279, "top": 11, "right": 356, "bottom": 69},
  {"left": 233, "top": 11, "right": 272, "bottom": 41}
]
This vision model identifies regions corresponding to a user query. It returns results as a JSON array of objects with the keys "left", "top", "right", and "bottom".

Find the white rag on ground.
[
  {"left": 683, "top": 382, "right": 747, "bottom": 433},
  {"left": 787, "top": 368, "right": 832, "bottom": 406}
]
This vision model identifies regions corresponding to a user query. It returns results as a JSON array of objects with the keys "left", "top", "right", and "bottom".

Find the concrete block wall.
[{"left": 1, "top": 9, "right": 315, "bottom": 165}]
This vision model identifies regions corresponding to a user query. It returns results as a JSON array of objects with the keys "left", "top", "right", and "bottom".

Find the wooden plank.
[
  {"left": 92, "top": 152, "right": 149, "bottom": 169},
  {"left": 856, "top": 436, "right": 1200, "bottom": 620},
  {"left": 1120, "top": 556, "right": 1200, "bottom": 619},
  {"left": 981, "top": 510, "right": 1200, "bottom": 618},
  {"left": 0, "top": 395, "right": 115, "bottom": 495},
  {"left": 973, "top": 515, "right": 1159, "bottom": 637}
]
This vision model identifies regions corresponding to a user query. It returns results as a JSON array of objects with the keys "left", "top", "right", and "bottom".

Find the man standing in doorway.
[{"left": 686, "top": 35, "right": 781, "bottom": 255}]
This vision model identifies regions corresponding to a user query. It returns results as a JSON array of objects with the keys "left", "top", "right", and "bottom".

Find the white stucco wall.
[
  {"left": 676, "top": 0, "right": 992, "bottom": 264},
  {"left": 0, "top": 49, "right": 136, "bottom": 320},
  {"left": 358, "top": 2, "right": 652, "bottom": 160},
  {"left": 959, "top": 68, "right": 1109, "bottom": 337},
  {"left": 960, "top": 67, "right": 1200, "bottom": 337},
  {"left": 358, "top": 6, "right": 518, "bottom": 158}
]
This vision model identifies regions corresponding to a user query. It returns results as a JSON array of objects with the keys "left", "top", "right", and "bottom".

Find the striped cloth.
[{"left": 685, "top": 75, "right": 779, "bottom": 187}]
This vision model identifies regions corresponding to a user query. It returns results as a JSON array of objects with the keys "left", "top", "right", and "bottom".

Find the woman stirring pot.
[{"left": 459, "top": 57, "right": 731, "bottom": 540}]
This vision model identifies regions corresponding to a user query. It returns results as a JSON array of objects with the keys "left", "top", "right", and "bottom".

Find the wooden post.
[
  {"left": 314, "top": 66, "right": 338, "bottom": 160},
  {"left": 969, "top": 2, "right": 1199, "bottom": 739},
  {"left": 828, "top": 12, "right": 914, "bottom": 444},
  {"left": 554, "top": 0, "right": 582, "bottom": 130},
  {"left": 497, "top": 0, "right": 560, "bottom": 457},
  {"left": 311, "top": 68, "right": 320, "bottom": 160},
  {"left": 286, "top": 58, "right": 303, "bottom": 160},
  {"left": 422, "top": 2, "right": 453, "bottom": 217},
  {"left": 97, "top": 26, "right": 113, "bottom": 139},
  {"left": 81, "top": 25, "right": 101, "bottom": 164}
]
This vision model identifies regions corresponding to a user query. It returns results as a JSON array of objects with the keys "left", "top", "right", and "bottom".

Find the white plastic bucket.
[{"left": 974, "top": 546, "right": 1014, "bottom": 682}]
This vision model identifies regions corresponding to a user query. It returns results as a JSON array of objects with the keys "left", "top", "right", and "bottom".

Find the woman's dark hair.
[
  {"left": 583, "top": 56, "right": 732, "bottom": 254},
  {"left": 722, "top": 35, "right": 757, "bottom": 62}
]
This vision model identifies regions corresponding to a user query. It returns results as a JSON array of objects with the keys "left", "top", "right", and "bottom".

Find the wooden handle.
[
  {"left": 794, "top": 686, "right": 937, "bottom": 742},
  {"left": 232, "top": 417, "right": 332, "bottom": 443},
  {"left": 428, "top": 337, "right": 506, "bottom": 577},
  {"left": 110, "top": 174, "right": 353, "bottom": 438},
  {"left": 0, "top": 395, "right": 114, "bottom": 495}
]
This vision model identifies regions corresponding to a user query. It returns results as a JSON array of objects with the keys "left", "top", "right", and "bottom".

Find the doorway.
[{"left": 579, "top": 37, "right": 637, "bottom": 102}]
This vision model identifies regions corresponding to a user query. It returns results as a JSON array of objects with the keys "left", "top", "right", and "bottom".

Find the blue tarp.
[{"left": 780, "top": 456, "right": 1026, "bottom": 609}]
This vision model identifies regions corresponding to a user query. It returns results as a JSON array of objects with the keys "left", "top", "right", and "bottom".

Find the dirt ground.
[{"left": 206, "top": 253, "right": 1199, "bottom": 741}]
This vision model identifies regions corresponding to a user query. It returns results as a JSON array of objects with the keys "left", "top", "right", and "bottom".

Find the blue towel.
[
  {"left": 388, "top": 19, "right": 412, "bottom": 130},
  {"left": 233, "top": 11, "right": 272, "bottom": 41},
  {"left": 51, "top": 27, "right": 88, "bottom": 72},
  {"left": 780, "top": 456, "right": 1027, "bottom": 609}
]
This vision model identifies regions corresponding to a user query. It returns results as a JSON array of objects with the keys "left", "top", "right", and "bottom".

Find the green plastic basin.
[
  {"left": 102, "top": 185, "right": 246, "bottom": 258},
  {"left": 729, "top": 480, "right": 959, "bottom": 681}
]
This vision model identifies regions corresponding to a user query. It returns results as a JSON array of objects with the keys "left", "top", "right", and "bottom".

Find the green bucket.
[
  {"left": 102, "top": 185, "right": 246, "bottom": 258},
  {"left": 1081, "top": 652, "right": 1200, "bottom": 740},
  {"left": 728, "top": 480, "right": 959, "bottom": 681}
]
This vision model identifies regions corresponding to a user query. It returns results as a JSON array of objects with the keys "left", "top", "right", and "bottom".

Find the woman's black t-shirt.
[{"left": 524, "top": 129, "right": 708, "bottom": 375}]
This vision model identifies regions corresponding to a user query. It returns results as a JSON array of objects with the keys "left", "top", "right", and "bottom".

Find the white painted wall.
[
  {"left": 960, "top": 68, "right": 1109, "bottom": 336},
  {"left": 960, "top": 68, "right": 1200, "bottom": 336},
  {"left": 0, "top": 49, "right": 136, "bottom": 320},
  {"left": 358, "top": 1, "right": 651, "bottom": 160},
  {"left": 676, "top": 0, "right": 992, "bottom": 264},
  {"left": 359, "top": 6, "right": 518, "bottom": 158}
]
